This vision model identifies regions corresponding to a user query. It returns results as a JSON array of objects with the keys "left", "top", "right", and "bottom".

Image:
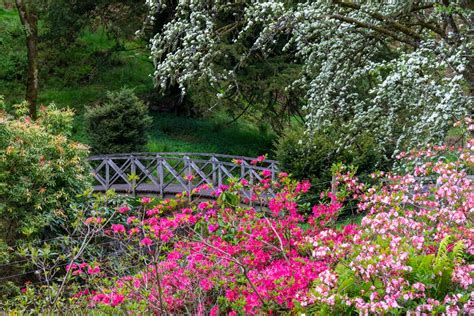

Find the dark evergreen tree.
[{"left": 86, "top": 88, "right": 152, "bottom": 154}]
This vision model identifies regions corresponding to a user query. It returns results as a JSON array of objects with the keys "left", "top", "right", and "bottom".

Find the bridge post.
[
  {"left": 105, "top": 159, "right": 110, "bottom": 190},
  {"left": 270, "top": 163, "right": 277, "bottom": 181},
  {"left": 184, "top": 155, "right": 192, "bottom": 194},
  {"left": 131, "top": 156, "right": 136, "bottom": 197},
  {"left": 218, "top": 162, "right": 223, "bottom": 187},
  {"left": 211, "top": 156, "right": 218, "bottom": 186},
  {"left": 157, "top": 155, "right": 164, "bottom": 198}
]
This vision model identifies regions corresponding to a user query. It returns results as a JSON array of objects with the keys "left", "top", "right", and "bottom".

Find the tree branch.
[
  {"left": 329, "top": 14, "right": 418, "bottom": 47},
  {"left": 333, "top": 0, "right": 424, "bottom": 42}
]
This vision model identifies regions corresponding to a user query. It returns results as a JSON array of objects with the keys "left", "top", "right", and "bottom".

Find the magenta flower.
[
  {"left": 111, "top": 224, "right": 125, "bottom": 234},
  {"left": 198, "top": 202, "right": 209, "bottom": 210},
  {"left": 118, "top": 205, "right": 130, "bottom": 213},
  {"left": 87, "top": 265, "right": 101, "bottom": 275},
  {"left": 126, "top": 216, "right": 137, "bottom": 224},
  {"left": 232, "top": 159, "right": 243, "bottom": 165},
  {"left": 141, "top": 197, "right": 152, "bottom": 204},
  {"left": 257, "top": 155, "right": 266, "bottom": 162},
  {"left": 66, "top": 263, "right": 77, "bottom": 272},
  {"left": 140, "top": 237, "right": 153, "bottom": 247},
  {"left": 209, "top": 305, "right": 219, "bottom": 316},
  {"left": 208, "top": 223, "right": 219, "bottom": 233},
  {"left": 110, "top": 293, "right": 124, "bottom": 307},
  {"left": 262, "top": 169, "right": 272, "bottom": 177}
]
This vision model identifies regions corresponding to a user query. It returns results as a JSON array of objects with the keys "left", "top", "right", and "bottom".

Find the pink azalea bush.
[
  {"left": 70, "top": 172, "right": 343, "bottom": 314},
  {"left": 301, "top": 138, "right": 474, "bottom": 314}
]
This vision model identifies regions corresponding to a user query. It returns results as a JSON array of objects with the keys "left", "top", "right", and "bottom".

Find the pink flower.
[
  {"left": 208, "top": 223, "right": 219, "bottom": 233},
  {"left": 232, "top": 159, "right": 243, "bottom": 165},
  {"left": 79, "top": 262, "right": 88, "bottom": 269},
  {"left": 72, "top": 269, "right": 84, "bottom": 276},
  {"left": 111, "top": 224, "right": 125, "bottom": 234},
  {"left": 133, "top": 278, "right": 141, "bottom": 289},
  {"left": 226, "top": 289, "right": 238, "bottom": 302},
  {"left": 262, "top": 169, "right": 272, "bottom": 177},
  {"left": 66, "top": 263, "right": 77, "bottom": 272},
  {"left": 210, "top": 305, "right": 219, "bottom": 316},
  {"left": 84, "top": 217, "right": 104, "bottom": 225},
  {"left": 110, "top": 293, "right": 125, "bottom": 307},
  {"left": 199, "top": 278, "right": 213, "bottom": 291},
  {"left": 141, "top": 197, "right": 152, "bottom": 204},
  {"left": 146, "top": 208, "right": 160, "bottom": 216},
  {"left": 127, "top": 216, "right": 137, "bottom": 224},
  {"left": 88, "top": 265, "right": 101, "bottom": 275},
  {"left": 257, "top": 155, "right": 266, "bottom": 162},
  {"left": 118, "top": 206, "right": 130, "bottom": 213},
  {"left": 240, "top": 178, "right": 249, "bottom": 186},
  {"left": 140, "top": 237, "right": 153, "bottom": 247},
  {"left": 198, "top": 202, "right": 209, "bottom": 210},
  {"left": 343, "top": 224, "right": 357, "bottom": 236}
]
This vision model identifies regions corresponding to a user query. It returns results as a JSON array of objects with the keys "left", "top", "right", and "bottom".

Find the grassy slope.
[
  {"left": 0, "top": 5, "right": 275, "bottom": 157},
  {"left": 149, "top": 113, "right": 275, "bottom": 157}
]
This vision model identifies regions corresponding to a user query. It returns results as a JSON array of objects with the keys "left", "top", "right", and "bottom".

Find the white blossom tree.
[{"left": 146, "top": 0, "right": 473, "bottom": 152}]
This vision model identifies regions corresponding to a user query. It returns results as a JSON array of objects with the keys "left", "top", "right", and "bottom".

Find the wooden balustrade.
[{"left": 88, "top": 153, "right": 279, "bottom": 198}]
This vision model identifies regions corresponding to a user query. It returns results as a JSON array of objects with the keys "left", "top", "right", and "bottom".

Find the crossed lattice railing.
[{"left": 88, "top": 153, "right": 279, "bottom": 197}]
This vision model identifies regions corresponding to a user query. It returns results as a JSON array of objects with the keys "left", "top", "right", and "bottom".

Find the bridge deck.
[{"left": 93, "top": 184, "right": 216, "bottom": 197}]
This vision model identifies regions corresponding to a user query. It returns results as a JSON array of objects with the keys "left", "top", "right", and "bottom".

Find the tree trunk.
[{"left": 15, "top": 0, "right": 39, "bottom": 119}]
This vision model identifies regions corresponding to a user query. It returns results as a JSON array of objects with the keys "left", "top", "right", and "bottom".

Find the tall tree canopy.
[{"left": 147, "top": 0, "right": 473, "bottom": 153}]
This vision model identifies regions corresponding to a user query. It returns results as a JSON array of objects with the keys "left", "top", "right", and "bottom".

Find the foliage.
[
  {"left": 147, "top": 0, "right": 473, "bottom": 153},
  {"left": 3, "top": 137, "right": 473, "bottom": 314},
  {"left": 147, "top": 112, "right": 275, "bottom": 157},
  {"left": 275, "top": 124, "right": 389, "bottom": 194},
  {"left": 85, "top": 88, "right": 152, "bottom": 154},
  {"left": 0, "top": 189, "right": 137, "bottom": 311},
  {"left": 184, "top": 52, "right": 305, "bottom": 132},
  {"left": 0, "top": 102, "right": 90, "bottom": 244},
  {"left": 0, "top": 7, "right": 26, "bottom": 83},
  {"left": 0, "top": 4, "right": 154, "bottom": 144},
  {"left": 42, "top": 0, "right": 147, "bottom": 46}
]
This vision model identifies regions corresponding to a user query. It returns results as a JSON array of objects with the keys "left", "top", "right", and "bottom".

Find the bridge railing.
[{"left": 88, "top": 152, "right": 279, "bottom": 197}]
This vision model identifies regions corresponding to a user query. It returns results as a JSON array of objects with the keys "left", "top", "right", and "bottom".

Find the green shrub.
[
  {"left": 85, "top": 88, "right": 152, "bottom": 154},
  {"left": 0, "top": 102, "right": 91, "bottom": 244},
  {"left": 274, "top": 125, "right": 389, "bottom": 194}
]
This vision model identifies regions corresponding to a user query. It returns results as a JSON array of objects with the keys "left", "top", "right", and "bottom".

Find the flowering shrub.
[
  {"left": 146, "top": 1, "right": 473, "bottom": 151},
  {"left": 0, "top": 102, "right": 90, "bottom": 243},
  {"left": 69, "top": 172, "right": 340, "bottom": 314},
  {"left": 301, "top": 137, "right": 474, "bottom": 314},
  {"left": 4, "top": 136, "right": 473, "bottom": 314}
]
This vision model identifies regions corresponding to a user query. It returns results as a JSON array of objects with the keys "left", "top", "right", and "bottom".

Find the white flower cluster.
[{"left": 146, "top": 0, "right": 473, "bottom": 152}]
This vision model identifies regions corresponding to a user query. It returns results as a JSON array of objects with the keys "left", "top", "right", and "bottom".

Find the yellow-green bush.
[{"left": 0, "top": 102, "right": 91, "bottom": 244}]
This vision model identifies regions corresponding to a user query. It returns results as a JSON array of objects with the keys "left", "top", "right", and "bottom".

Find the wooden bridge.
[{"left": 88, "top": 153, "right": 279, "bottom": 198}]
